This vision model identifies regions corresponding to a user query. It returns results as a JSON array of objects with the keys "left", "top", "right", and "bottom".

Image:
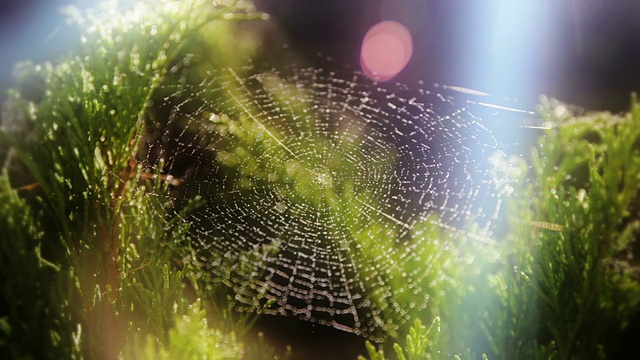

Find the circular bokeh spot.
[{"left": 360, "top": 21, "right": 413, "bottom": 81}]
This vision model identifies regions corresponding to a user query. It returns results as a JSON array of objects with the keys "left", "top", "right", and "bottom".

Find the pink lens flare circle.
[{"left": 360, "top": 21, "right": 413, "bottom": 81}]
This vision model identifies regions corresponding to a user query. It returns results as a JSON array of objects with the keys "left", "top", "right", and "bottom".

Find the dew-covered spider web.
[{"left": 143, "top": 62, "right": 531, "bottom": 339}]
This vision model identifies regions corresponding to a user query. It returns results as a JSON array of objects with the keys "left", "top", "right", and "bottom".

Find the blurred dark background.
[
  {"left": 254, "top": 0, "right": 640, "bottom": 112},
  {"left": 2, "top": 0, "right": 640, "bottom": 111}
]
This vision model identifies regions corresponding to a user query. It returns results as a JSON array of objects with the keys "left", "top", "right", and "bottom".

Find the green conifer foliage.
[{"left": 1, "top": 1, "right": 269, "bottom": 358}]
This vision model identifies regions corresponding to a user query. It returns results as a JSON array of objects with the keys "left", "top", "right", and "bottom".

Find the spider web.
[{"left": 143, "top": 63, "right": 527, "bottom": 339}]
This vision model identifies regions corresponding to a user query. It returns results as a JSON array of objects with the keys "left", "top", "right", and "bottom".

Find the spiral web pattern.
[{"left": 147, "top": 65, "right": 519, "bottom": 338}]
